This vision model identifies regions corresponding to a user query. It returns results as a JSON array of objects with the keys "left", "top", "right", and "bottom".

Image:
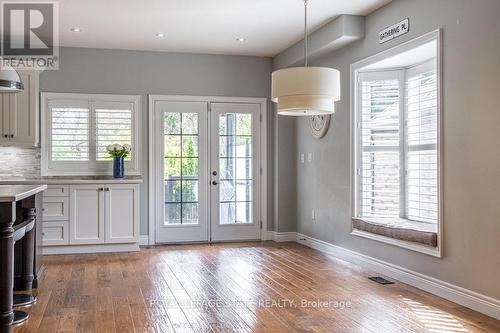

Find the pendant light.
[
  {"left": 271, "top": 0, "right": 340, "bottom": 116},
  {"left": 0, "top": 63, "right": 24, "bottom": 93}
]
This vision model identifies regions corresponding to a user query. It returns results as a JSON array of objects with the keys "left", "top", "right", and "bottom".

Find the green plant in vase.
[{"left": 107, "top": 144, "right": 131, "bottom": 178}]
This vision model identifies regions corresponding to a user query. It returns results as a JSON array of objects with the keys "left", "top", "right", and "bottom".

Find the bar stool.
[{"left": 12, "top": 216, "right": 36, "bottom": 325}]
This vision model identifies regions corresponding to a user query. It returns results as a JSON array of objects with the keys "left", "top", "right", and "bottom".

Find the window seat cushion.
[{"left": 352, "top": 218, "right": 438, "bottom": 247}]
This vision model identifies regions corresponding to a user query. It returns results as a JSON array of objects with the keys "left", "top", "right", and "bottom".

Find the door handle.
[{"left": 212, "top": 181, "right": 218, "bottom": 185}]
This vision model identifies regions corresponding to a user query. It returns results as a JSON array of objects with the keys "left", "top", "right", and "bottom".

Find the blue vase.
[{"left": 113, "top": 156, "right": 124, "bottom": 178}]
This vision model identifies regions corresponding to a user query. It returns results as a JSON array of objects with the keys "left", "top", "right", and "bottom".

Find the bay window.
[{"left": 352, "top": 31, "right": 441, "bottom": 254}]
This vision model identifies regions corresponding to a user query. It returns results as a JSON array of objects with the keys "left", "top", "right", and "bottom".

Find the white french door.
[
  {"left": 153, "top": 99, "right": 261, "bottom": 243},
  {"left": 210, "top": 103, "right": 261, "bottom": 241},
  {"left": 154, "top": 101, "right": 209, "bottom": 242}
]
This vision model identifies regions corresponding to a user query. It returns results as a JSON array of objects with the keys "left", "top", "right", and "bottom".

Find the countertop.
[
  {"left": 0, "top": 184, "right": 48, "bottom": 202},
  {"left": 0, "top": 176, "right": 143, "bottom": 185}
]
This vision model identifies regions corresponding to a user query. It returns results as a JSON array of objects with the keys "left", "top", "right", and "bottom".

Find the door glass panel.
[
  {"left": 218, "top": 113, "right": 253, "bottom": 224},
  {"left": 236, "top": 202, "right": 252, "bottom": 224},
  {"left": 219, "top": 158, "right": 235, "bottom": 180},
  {"left": 236, "top": 114, "right": 252, "bottom": 135},
  {"left": 236, "top": 180, "right": 252, "bottom": 202},
  {"left": 182, "top": 203, "right": 199, "bottom": 225},
  {"left": 182, "top": 136, "right": 198, "bottom": 157},
  {"left": 220, "top": 202, "right": 235, "bottom": 225},
  {"left": 220, "top": 180, "right": 235, "bottom": 202},
  {"left": 165, "top": 203, "right": 181, "bottom": 224},
  {"left": 164, "top": 112, "right": 200, "bottom": 225}
]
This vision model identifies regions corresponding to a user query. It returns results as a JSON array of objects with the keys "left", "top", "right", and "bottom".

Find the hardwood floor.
[{"left": 13, "top": 242, "right": 500, "bottom": 333}]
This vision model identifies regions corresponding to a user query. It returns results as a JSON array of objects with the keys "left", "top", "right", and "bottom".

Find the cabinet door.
[
  {"left": 104, "top": 184, "right": 139, "bottom": 243},
  {"left": 42, "top": 221, "right": 69, "bottom": 246},
  {"left": 10, "top": 71, "right": 38, "bottom": 145},
  {"left": 69, "top": 185, "right": 105, "bottom": 244},
  {"left": 0, "top": 94, "right": 12, "bottom": 143},
  {"left": 42, "top": 196, "right": 69, "bottom": 221}
]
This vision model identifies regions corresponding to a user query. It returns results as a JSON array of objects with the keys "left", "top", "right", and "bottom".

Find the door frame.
[{"left": 148, "top": 95, "right": 268, "bottom": 245}]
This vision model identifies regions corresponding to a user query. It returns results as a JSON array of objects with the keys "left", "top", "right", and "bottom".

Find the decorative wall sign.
[
  {"left": 310, "top": 115, "right": 331, "bottom": 139},
  {"left": 379, "top": 18, "right": 409, "bottom": 44}
]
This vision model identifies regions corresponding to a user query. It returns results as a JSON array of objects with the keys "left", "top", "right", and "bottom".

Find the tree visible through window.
[{"left": 164, "top": 112, "right": 199, "bottom": 225}]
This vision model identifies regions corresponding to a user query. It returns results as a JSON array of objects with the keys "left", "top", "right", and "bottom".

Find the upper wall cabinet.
[{"left": 0, "top": 71, "right": 39, "bottom": 146}]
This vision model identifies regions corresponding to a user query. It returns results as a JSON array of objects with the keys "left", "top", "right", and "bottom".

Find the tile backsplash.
[{"left": 0, "top": 147, "right": 41, "bottom": 178}]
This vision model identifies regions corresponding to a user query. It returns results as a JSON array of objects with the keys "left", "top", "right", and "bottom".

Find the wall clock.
[{"left": 310, "top": 115, "right": 331, "bottom": 139}]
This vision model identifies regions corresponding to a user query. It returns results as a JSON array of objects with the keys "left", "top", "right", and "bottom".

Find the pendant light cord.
[{"left": 304, "top": 0, "right": 308, "bottom": 67}]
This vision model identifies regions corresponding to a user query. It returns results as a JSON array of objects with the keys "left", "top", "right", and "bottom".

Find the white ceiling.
[{"left": 55, "top": 0, "right": 392, "bottom": 57}]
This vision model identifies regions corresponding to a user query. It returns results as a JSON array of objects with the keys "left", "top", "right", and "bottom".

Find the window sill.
[
  {"left": 42, "top": 167, "right": 141, "bottom": 177},
  {"left": 351, "top": 218, "right": 441, "bottom": 258}
]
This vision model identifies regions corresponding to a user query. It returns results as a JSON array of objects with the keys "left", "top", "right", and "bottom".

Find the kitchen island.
[{"left": 0, "top": 185, "right": 46, "bottom": 332}]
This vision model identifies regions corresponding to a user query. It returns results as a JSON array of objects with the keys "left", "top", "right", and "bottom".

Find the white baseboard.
[
  {"left": 139, "top": 235, "right": 149, "bottom": 246},
  {"left": 43, "top": 243, "right": 140, "bottom": 255},
  {"left": 269, "top": 231, "right": 500, "bottom": 320},
  {"left": 267, "top": 231, "right": 297, "bottom": 242}
]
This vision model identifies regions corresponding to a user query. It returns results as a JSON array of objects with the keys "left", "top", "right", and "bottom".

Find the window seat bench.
[{"left": 352, "top": 218, "right": 438, "bottom": 247}]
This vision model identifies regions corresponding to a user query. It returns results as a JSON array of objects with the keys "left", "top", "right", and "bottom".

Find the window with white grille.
[
  {"left": 359, "top": 72, "right": 401, "bottom": 219},
  {"left": 355, "top": 59, "right": 438, "bottom": 225},
  {"left": 42, "top": 93, "right": 140, "bottom": 176},
  {"left": 95, "top": 103, "right": 133, "bottom": 161},
  {"left": 405, "top": 62, "right": 438, "bottom": 223},
  {"left": 50, "top": 104, "right": 90, "bottom": 162}
]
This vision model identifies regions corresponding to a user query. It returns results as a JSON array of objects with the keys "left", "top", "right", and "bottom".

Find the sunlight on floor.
[{"left": 403, "top": 298, "right": 468, "bottom": 333}]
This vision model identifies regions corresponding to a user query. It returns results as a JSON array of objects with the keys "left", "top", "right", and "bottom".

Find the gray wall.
[
  {"left": 286, "top": 0, "right": 500, "bottom": 299},
  {"left": 273, "top": 115, "right": 297, "bottom": 232},
  {"left": 40, "top": 47, "right": 273, "bottom": 235}
]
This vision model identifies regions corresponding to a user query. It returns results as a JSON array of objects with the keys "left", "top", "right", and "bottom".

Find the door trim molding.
[{"left": 148, "top": 95, "right": 268, "bottom": 245}]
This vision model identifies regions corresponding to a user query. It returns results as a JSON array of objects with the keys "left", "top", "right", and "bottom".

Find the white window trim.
[
  {"left": 41, "top": 92, "right": 141, "bottom": 176},
  {"left": 350, "top": 30, "right": 443, "bottom": 257}
]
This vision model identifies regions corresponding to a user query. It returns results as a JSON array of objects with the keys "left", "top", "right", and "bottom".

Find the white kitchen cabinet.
[
  {"left": 42, "top": 196, "right": 69, "bottom": 221},
  {"left": 69, "top": 184, "right": 105, "bottom": 245},
  {"left": 0, "top": 71, "right": 39, "bottom": 146},
  {"left": 69, "top": 183, "right": 139, "bottom": 246},
  {"left": 42, "top": 221, "right": 69, "bottom": 246},
  {"left": 105, "top": 184, "right": 140, "bottom": 244},
  {"left": 44, "top": 185, "right": 69, "bottom": 197},
  {"left": 42, "top": 185, "right": 70, "bottom": 246}
]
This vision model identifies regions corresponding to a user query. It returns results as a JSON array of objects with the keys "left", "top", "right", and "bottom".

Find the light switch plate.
[{"left": 307, "top": 152, "right": 313, "bottom": 163}]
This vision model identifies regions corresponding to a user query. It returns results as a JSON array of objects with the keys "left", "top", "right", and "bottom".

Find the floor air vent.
[{"left": 368, "top": 276, "right": 395, "bottom": 285}]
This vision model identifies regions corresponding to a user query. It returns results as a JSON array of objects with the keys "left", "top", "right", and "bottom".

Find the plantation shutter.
[
  {"left": 49, "top": 100, "right": 90, "bottom": 162},
  {"left": 43, "top": 93, "right": 140, "bottom": 176},
  {"left": 405, "top": 61, "right": 438, "bottom": 223},
  {"left": 358, "top": 72, "right": 401, "bottom": 219},
  {"left": 95, "top": 101, "right": 133, "bottom": 161}
]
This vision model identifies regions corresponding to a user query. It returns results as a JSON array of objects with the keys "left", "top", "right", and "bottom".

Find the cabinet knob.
[
  {"left": 10, "top": 134, "right": 14, "bottom": 138},
  {"left": 3, "top": 134, "right": 7, "bottom": 138}
]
